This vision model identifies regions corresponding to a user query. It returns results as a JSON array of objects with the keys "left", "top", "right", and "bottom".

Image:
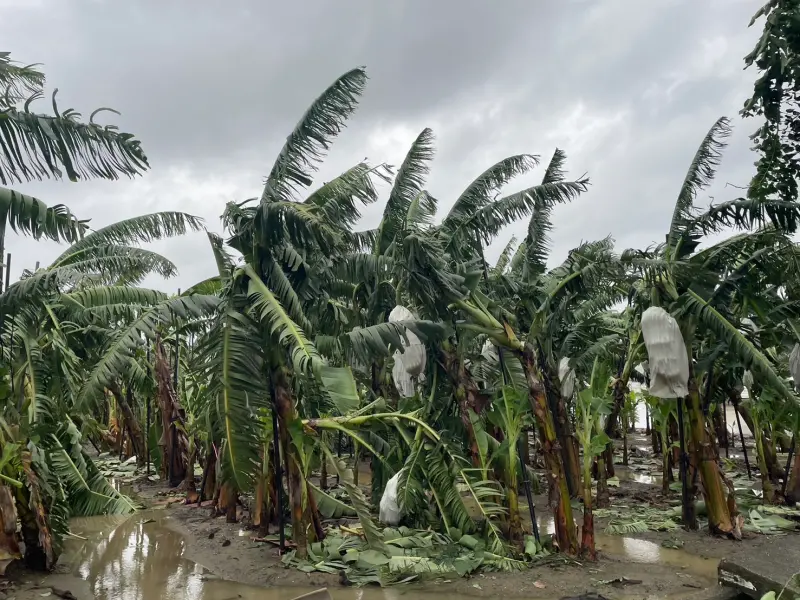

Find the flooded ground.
[
  {"left": 43, "top": 511, "right": 454, "bottom": 600},
  {"left": 18, "top": 506, "right": 724, "bottom": 600},
  {"left": 10, "top": 431, "right": 792, "bottom": 600}
]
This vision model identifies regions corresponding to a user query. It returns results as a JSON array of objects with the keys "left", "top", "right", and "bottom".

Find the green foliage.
[
  {"left": 260, "top": 67, "right": 367, "bottom": 204},
  {"left": 0, "top": 52, "right": 148, "bottom": 185},
  {"left": 9, "top": 43, "right": 800, "bottom": 580},
  {"left": 743, "top": 0, "right": 800, "bottom": 202},
  {"left": 281, "top": 522, "right": 531, "bottom": 586}
]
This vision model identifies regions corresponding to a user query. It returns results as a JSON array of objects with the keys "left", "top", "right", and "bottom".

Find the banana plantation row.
[{"left": 1, "top": 8, "right": 800, "bottom": 574}]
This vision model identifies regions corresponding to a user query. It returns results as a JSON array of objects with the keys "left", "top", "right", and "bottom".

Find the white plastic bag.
[
  {"left": 641, "top": 306, "right": 689, "bottom": 398},
  {"left": 379, "top": 472, "right": 402, "bottom": 525},
  {"left": 558, "top": 357, "right": 576, "bottom": 400},
  {"left": 389, "top": 305, "right": 426, "bottom": 397}
]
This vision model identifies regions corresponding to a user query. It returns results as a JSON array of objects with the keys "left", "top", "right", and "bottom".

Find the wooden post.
[{"left": 146, "top": 346, "right": 151, "bottom": 476}]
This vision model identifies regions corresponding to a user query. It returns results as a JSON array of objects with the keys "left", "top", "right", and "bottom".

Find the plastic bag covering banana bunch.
[
  {"left": 790, "top": 343, "right": 800, "bottom": 390},
  {"left": 743, "top": 369, "right": 754, "bottom": 390},
  {"left": 641, "top": 306, "right": 689, "bottom": 399},
  {"left": 559, "top": 357, "right": 576, "bottom": 399},
  {"left": 379, "top": 471, "right": 402, "bottom": 525},
  {"left": 389, "top": 305, "right": 426, "bottom": 398},
  {"left": 481, "top": 339, "right": 496, "bottom": 361}
]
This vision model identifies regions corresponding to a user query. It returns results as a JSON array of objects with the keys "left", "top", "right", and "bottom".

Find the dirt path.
[{"left": 138, "top": 482, "right": 728, "bottom": 599}]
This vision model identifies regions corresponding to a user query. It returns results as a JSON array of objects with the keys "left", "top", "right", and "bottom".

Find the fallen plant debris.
[{"left": 278, "top": 525, "right": 549, "bottom": 586}]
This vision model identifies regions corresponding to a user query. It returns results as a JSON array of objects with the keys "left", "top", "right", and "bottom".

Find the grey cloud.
[{"left": 0, "top": 0, "right": 768, "bottom": 292}]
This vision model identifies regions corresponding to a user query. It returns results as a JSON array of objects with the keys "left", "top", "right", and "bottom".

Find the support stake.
[
  {"left": 733, "top": 399, "right": 752, "bottom": 479},
  {"left": 676, "top": 397, "right": 693, "bottom": 528},
  {"left": 519, "top": 433, "right": 540, "bottom": 543},
  {"left": 146, "top": 347, "right": 151, "bottom": 476}
]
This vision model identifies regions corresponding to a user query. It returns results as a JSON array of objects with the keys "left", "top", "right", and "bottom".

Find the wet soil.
[
  {"left": 12, "top": 500, "right": 725, "bottom": 600},
  {"left": 6, "top": 431, "right": 796, "bottom": 600},
  {"left": 65, "top": 478, "right": 727, "bottom": 600}
]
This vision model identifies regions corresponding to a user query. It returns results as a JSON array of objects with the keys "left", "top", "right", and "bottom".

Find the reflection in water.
[
  {"left": 521, "top": 515, "right": 718, "bottom": 579},
  {"left": 58, "top": 513, "right": 457, "bottom": 600},
  {"left": 615, "top": 467, "right": 661, "bottom": 485},
  {"left": 56, "top": 510, "right": 718, "bottom": 599},
  {"left": 62, "top": 513, "right": 210, "bottom": 600}
]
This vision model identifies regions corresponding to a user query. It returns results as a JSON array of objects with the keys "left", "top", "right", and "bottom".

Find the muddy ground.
[
  {"left": 109, "top": 470, "right": 778, "bottom": 600},
  {"left": 5, "top": 431, "right": 797, "bottom": 600}
]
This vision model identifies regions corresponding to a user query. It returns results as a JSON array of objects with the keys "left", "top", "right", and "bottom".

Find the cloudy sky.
[{"left": 3, "top": 0, "right": 764, "bottom": 292}]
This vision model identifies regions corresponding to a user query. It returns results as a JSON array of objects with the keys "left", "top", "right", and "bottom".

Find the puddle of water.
[
  {"left": 525, "top": 515, "right": 718, "bottom": 580},
  {"left": 595, "top": 536, "right": 718, "bottom": 579},
  {"left": 615, "top": 467, "right": 662, "bottom": 485},
  {"left": 51, "top": 506, "right": 716, "bottom": 599},
  {"left": 54, "top": 512, "right": 487, "bottom": 600}
]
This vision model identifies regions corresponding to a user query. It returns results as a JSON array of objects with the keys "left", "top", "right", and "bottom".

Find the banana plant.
[
  {"left": 575, "top": 357, "right": 613, "bottom": 560},
  {"left": 486, "top": 385, "right": 531, "bottom": 547},
  {"left": 647, "top": 394, "right": 677, "bottom": 495}
]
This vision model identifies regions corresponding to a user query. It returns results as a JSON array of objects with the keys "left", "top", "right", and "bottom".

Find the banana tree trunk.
[
  {"left": 253, "top": 445, "right": 273, "bottom": 535},
  {"left": 155, "top": 340, "right": 188, "bottom": 487},
  {"left": 18, "top": 452, "right": 56, "bottom": 571},
  {"left": 198, "top": 446, "right": 216, "bottom": 504},
  {"left": 596, "top": 454, "right": 610, "bottom": 508},
  {"left": 218, "top": 481, "right": 238, "bottom": 523},
  {"left": 0, "top": 484, "right": 21, "bottom": 574},
  {"left": 686, "top": 373, "right": 736, "bottom": 535},
  {"left": 504, "top": 427, "right": 523, "bottom": 548},
  {"left": 441, "top": 346, "right": 489, "bottom": 467},
  {"left": 602, "top": 378, "right": 627, "bottom": 478},
  {"left": 763, "top": 431, "right": 782, "bottom": 488},
  {"left": 520, "top": 347, "right": 577, "bottom": 555},
  {"left": 109, "top": 383, "right": 146, "bottom": 467},
  {"left": 183, "top": 441, "right": 197, "bottom": 498},
  {"left": 543, "top": 364, "right": 581, "bottom": 497},
  {"left": 580, "top": 458, "right": 596, "bottom": 561},
  {"left": 751, "top": 410, "right": 776, "bottom": 504},
  {"left": 272, "top": 367, "right": 309, "bottom": 558},
  {"left": 306, "top": 481, "right": 325, "bottom": 543},
  {"left": 712, "top": 403, "right": 728, "bottom": 450},
  {"left": 319, "top": 448, "right": 328, "bottom": 490}
]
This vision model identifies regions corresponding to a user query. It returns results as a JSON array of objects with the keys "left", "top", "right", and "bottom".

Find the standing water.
[
  {"left": 50, "top": 512, "right": 500, "bottom": 599},
  {"left": 41, "top": 510, "right": 718, "bottom": 599}
]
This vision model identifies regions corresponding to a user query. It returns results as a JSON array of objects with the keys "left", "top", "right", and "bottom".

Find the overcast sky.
[{"left": 2, "top": 0, "right": 764, "bottom": 292}]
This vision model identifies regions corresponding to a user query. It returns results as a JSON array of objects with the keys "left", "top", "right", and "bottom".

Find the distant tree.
[{"left": 742, "top": 0, "right": 800, "bottom": 202}]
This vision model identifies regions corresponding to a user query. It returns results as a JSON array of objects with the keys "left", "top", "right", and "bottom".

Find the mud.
[{"left": 5, "top": 431, "right": 797, "bottom": 600}]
